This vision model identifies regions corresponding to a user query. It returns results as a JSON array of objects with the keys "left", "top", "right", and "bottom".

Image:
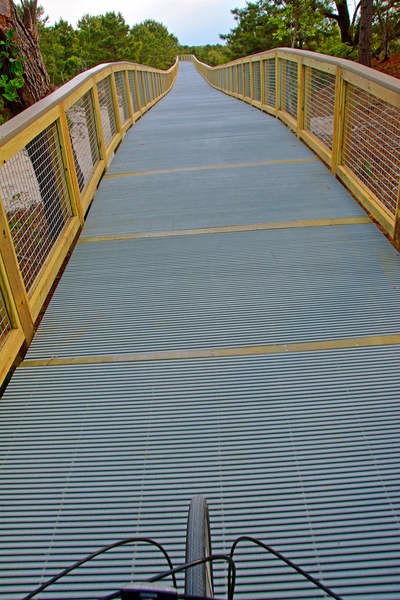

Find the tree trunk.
[
  {"left": 0, "top": 1, "right": 65, "bottom": 246},
  {"left": 321, "top": 0, "right": 353, "bottom": 45},
  {"left": 358, "top": 0, "right": 373, "bottom": 65},
  {"left": 0, "top": 0, "right": 51, "bottom": 113},
  {"left": 334, "top": 0, "right": 352, "bottom": 44}
]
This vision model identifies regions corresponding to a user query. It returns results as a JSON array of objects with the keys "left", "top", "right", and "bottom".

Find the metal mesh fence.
[
  {"left": 159, "top": 73, "right": 166, "bottom": 94},
  {"left": 137, "top": 73, "right": 145, "bottom": 108},
  {"left": 152, "top": 73, "right": 157, "bottom": 98},
  {"left": 0, "top": 122, "right": 73, "bottom": 290},
  {"left": 244, "top": 63, "right": 251, "bottom": 98},
  {"left": 253, "top": 61, "right": 261, "bottom": 102},
  {"left": 304, "top": 67, "right": 335, "bottom": 150},
  {"left": 227, "top": 67, "right": 233, "bottom": 92},
  {"left": 155, "top": 73, "right": 161, "bottom": 96},
  {"left": 66, "top": 91, "right": 100, "bottom": 192},
  {"left": 238, "top": 65, "right": 243, "bottom": 95},
  {"left": 114, "top": 72, "right": 130, "bottom": 125},
  {"left": 221, "top": 69, "right": 226, "bottom": 90},
  {"left": 143, "top": 73, "right": 151, "bottom": 104},
  {"left": 279, "top": 59, "right": 298, "bottom": 119},
  {"left": 97, "top": 77, "right": 117, "bottom": 148},
  {"left": 0, "top": 284, "right": 12, "bottom": 346},
  {"left": 128, "top": 72, "right": 140, "bottom": 112},
  {"left": 263, "top": 59, "right": 276, "bottom": 108},
  {"left": 232, "top": 66, "right": 238, "bottom": 93},
  {"left": 342, "top": 84, "right": 400, "bottom": 215}
]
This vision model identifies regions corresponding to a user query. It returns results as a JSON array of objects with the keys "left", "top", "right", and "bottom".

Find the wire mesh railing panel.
[
  {"left": 221, "top": 69, "right": 226, "bottom": 90},
  {"left": 0, "top": 285, "right": 12, "bottom": 346},
  {"left": 244, "top": 63, "right": 251, "bottom": 98},
  {"left": 304, "top": 67, "right": 335, "bottom": 150},
  {"left": 263, "top": 59, "right": 276, "bottom": 108},
  {"left": 143, "top": 73, "right": 151, "bottom": 103},
  {"left": 128, "top": 72, "right": 139, "bottom": 113},
  {"left": 114, "top": 71, "right": 130, "bottom": 125},
  {"left": 238, "top": 65, "right": 243, "bottom": 95},
  {"left": 232, "top": 66, "right": 238, "bottom": 93},
  {"left": 159, "top": 73, "right": 165, "bottom": 94},
  {"left": 253, "top": 61, "right": 261, "bottom": 102},
  {"left": 227, "top": 66, "right": 232, "bottom": 92},
  {"left": 0, "top": 61, "right": 177, "bottom": 384},
  {"left": 66, "top": 91, "right": 100, "bottom": 192},
  {"left": 97, "top": 77, "right": 117, "bottom": 148},
  {"left": 137, "top": 73, "right": 145, "bottom": 108},
  {"left": 0, "top": 123, "right": 73, "bottom": 290},
  {"left": 342, "top": 84, "right": 400, "bottom": 215},
  {"left": 279, "top": 59, "right": 298, "bottom": 119}
]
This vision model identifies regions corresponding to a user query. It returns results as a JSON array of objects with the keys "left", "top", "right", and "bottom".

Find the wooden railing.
[
  {"left": 0, "top": 59, "right": 178, "bottom": 386},
  {"left": 193, "top": 50, "right": 400, "bottom": 249}
]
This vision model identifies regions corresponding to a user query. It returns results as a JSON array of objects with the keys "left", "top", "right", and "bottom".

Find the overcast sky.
[{"left": 41, "top": 0, "right": 248, "bottom": 46}]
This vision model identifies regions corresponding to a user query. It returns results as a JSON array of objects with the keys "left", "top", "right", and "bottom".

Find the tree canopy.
[
  {"left": 221, "top": 0, "right": 400, "bottom": 63},
  {"left": 1, "top": 0, "right": 399, "bottom": 122},
  {"left": 39, "top": 12, "right": 178, "bottom": 87},
  {"left": 131, "top": 20, "right": 178, "bottom": 69}
]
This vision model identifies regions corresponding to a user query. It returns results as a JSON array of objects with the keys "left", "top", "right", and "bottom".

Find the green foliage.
[
  {"left": 221, "top": 1, "right": 287, "bottom": 58},
  {"left": 39, "top": 19, "right": 82, "bottom": 86},
  {"left": 319, "top": 36, "right": 358, "bottom": 58},
  {"left": 178, "top": 44, "right": 232, "bottom": 66},
  {"left": 222, "top": 0, "right": 400, "bottom": 62},
  {"left": 131, "top": 20, "right": 178, "bottom": 69},
  {"left": 0, "top": 30, "right": 24, "bottom": 102},
  {"left": 77, "top": 12, "right": 140, "bottom": 69},
  {"left": 39, "top": 12, "right": 178, "bottom": 86},
  {"left": 0, "top": 96, "right": 12, "bottom": 124},
  {"left": 222, "top": 0, "right": 339, "bottom": 58},
  {"left": 372, "top": 0, "right": 400, "bottom": 59}
]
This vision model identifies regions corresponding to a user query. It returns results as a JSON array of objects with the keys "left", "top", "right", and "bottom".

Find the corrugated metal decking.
[
  {"left": 1, "top": 62, "right": 400, "bottom": 599},
  {"left": 24, "top": 225, "right": 400, "bottom": 360},
  {"left": 2, "top": 351, "right": 400, "bottom": 599}
]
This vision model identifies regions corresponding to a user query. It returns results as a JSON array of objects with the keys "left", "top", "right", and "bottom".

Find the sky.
[{"left": 41, "top": 0, "right": 249, "bottom": 46}]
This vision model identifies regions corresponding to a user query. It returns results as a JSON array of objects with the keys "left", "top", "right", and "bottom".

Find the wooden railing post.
[
  {"left": 0, "top": 201, "right": 33, "bottom": 343},
  {"left": 133, "top": 70, "right": 142, "bottom": 111},
  {"left": 331, "top": 67, "right": 346, "bottom": 175},
  {"left": 249, "top": 60, "right": 254, "bottom": 101},
  {"left": 124, "top": 70, "right": 134, "bottom": 120},
  {"left": 91, "top": 82, "right": 107, "bottom": 163},
  {"left": 393, "top": 186, "right": 400, "bottom": 249},
  {"left": 58, "top": 109, "right": 84, "bottom": 225},
  {"left": 110, "top": 72, "right": 122, "bottom": 133},
  {"left": 297, "top": 57, "right": 305, "bottom": 135},
  {"left": 141, "top": 72, "right": 148, "bottom": 107}
]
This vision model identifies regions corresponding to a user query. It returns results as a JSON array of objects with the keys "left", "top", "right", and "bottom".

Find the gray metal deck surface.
[{"left": 1, "top": 62, "right": 400, "bottom": 599}]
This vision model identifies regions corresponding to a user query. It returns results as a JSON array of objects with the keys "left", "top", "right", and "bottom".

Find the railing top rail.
[
  {"left": 0, "top": 58, "right": 179, "bottom": 147},
  {"left": 193, "top": 48, "right": 400, "bottom": 94}
]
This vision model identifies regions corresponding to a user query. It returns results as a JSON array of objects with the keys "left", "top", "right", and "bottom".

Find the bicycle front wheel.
[{"left": 185, "top": 495, "right": 214, "bottom": 598}]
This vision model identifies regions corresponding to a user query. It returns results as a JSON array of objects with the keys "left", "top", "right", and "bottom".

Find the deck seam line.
[
  {"left": 79, "top": 216, "right": 371, "bottom": 244},
  {"left": 103, "top": 157, "right": 319, "bottom": 178},
  {"left": 21, "top": 334, "right": 400, "bottom": 367}
]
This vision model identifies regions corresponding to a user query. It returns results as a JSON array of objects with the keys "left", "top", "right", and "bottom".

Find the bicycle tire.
[{"left": 185, "top": 495, "right": 214, "bottom": 598}]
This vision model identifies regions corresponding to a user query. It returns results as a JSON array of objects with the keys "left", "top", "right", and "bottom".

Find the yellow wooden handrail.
[
  {"left": 0, "top": 58, "right": 178, "bottom": 387},
  {"left": 193, "top": 49, "right": 400, "bottom": 250}
]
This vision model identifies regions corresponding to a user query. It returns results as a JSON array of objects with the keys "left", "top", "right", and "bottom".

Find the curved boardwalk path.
[{"left": 1, "top": 62, "right": 400, "bottom": 598}]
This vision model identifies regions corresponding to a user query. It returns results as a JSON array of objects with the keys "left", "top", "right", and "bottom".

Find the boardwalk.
[{"left": 1, "top": 62, "right": 400, "bottom": 598}]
